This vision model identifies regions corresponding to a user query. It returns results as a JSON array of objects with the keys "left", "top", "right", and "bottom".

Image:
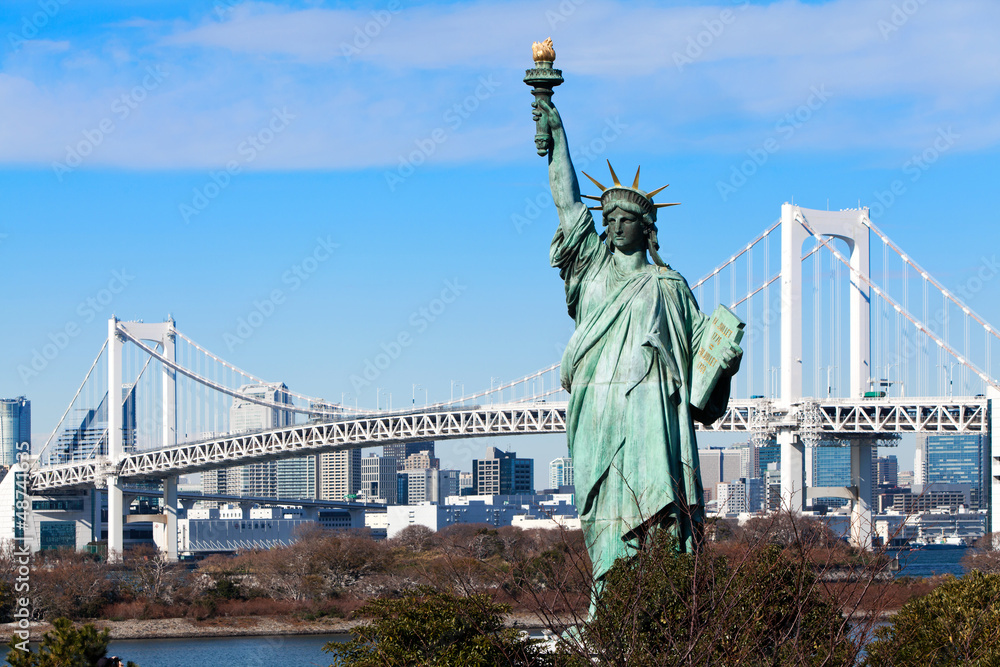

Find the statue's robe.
[{"left": 551, "top": 202, "right": 733, "bottom": 584}]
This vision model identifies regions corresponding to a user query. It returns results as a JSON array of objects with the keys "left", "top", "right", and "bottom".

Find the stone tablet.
[{"left": 690, "top": 305, "right": 745, "bottom": 410}]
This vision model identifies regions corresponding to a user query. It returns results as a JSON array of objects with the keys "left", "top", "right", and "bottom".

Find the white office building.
[{"left": 549, "top": 457, "right": 574, "bottom": 489}]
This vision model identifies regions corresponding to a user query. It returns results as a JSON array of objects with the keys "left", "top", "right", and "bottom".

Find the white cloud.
[{"left": 0, "top": 0, "right": 998, "bottom": 169}]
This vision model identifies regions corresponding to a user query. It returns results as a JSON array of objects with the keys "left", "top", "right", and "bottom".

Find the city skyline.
[{"left": 4, "top": 0, "right": 1000, "bottom": 480}]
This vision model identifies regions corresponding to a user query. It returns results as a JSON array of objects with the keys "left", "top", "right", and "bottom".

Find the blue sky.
[{"left": 3, "top": 0, "right": 1000, "bottom": 481}]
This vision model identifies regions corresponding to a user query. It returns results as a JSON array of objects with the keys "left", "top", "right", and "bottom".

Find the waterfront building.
[
  {"left": 178, "top": 506, "right": 363, "bottom": 555},
  {"left": 874, "top": 511, "right": 986, "bottom": 546},
  {"left": 811, "top": 444, "right": 855, "bottom": 510},
  {"left": 385, "top": 493, "right": 578, "bottom": 538},
  {"left": 549, "top": 456, "right": 573, "bottom": 489},
  {"left": 0, "top": 397, "right": 30, "bottom": 469},
  {"left": 472, "top": 447, "right": 534, "bottom": 496},
  {"left": 915, "top": 434, "right": 986, "bottom": 509},
  {"left": 878, "top": 483, "right": 977, "bottom": 514}
]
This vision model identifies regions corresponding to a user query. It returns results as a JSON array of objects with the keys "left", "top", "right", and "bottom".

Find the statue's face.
[{"left": 606, "top": 208, "right": 645, "bottom": 254}]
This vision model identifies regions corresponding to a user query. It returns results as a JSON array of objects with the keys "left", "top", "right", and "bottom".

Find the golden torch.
[{"left": 523, "top": 38, "right": 564, "bottom": 157}]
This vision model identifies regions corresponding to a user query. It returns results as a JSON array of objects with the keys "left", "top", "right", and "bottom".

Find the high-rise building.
[
  {"left": 383, "top": 442, "right": 435, "bottom": 470},
  {"left": 459, "top": 471, "right": 474, "bottom": 493},
  {"left": 53, "top": 386, "right": 135, "bottom": 463},
  {"left": 473, "top": 447, "right": 534, "bottom": 496},
  {"left": 277, "top": 455, "right": 318, "bottom": 500},
  {"left": 756, "top": 443, "right": 780, "bottom": 479},
  {"left": 698, "top": 447, "right": 743, "bottom": 502},
  {"left": 230, "top": 383, "right": 293, "bottom": 432},
  {"left": 397, "top": 473, "right": 409, "bottom": 505},
  {"left": 401, "top": 450, "right": 439, "bottom": 471},
  {"left": 319, "top": 449, "right": 362, "bottom": 501},
  {"left": 738, "top": 443, "right": 756, "bottom": 479},
  {"left": 875, "top": 455, "right": 899, "bottom": 487},
  {"left": 0, "top": 397, "right": 30, "bottom": 468},
  {"left": 811, "top": 444, "right": 854, "bottom": 510},
  {"left": 549, "top": 457, "right": 574, "bottom": 489},
  {"left": 716, "top": 477, "right": 764, "bottom": 515},
  {"left": 439, "top": 470, "right": 460, "bottom": 500},
  {"left": 361, "top": 454, "right": 398, "bottom": 504},
  {"left": 915, "top": 434, "right": 986, "bottom": 508},
  {"left": 764, "top": 463, "right": 782, "bottom": 513},
  {"left": 202, "top": 467, "right": 241, "bottom": 498},
  {"left": 227, "top": 383, "right": 292, "bottom": 498},
  {"left": 398, "top": 468, "right": 461, "bottom": 504},
  {"left": 401, "top": 468, "right": 437, "bottom": 504}
]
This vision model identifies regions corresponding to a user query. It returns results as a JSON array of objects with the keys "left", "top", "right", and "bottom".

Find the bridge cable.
[
  {"left": 796, "top": 213, "right": 999, "bottom": 392},
  {"left": 32, "top": 341, "right": 108, "bottom": 469}
]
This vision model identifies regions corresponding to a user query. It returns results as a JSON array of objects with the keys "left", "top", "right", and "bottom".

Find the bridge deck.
[{"left": 29, "top": 397, "right": 990, "bottom": 491}]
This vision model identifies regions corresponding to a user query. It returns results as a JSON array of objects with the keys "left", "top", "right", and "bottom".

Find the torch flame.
[{"left": 532, "top": 38, "right": 556, "bottom": 62}]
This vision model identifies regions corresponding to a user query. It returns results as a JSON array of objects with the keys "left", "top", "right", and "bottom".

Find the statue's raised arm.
[{"left": 532, "top": 100, "right": 581, "bottom": 213}]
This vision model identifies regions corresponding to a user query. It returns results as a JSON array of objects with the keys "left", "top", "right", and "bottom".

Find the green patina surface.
[{"left": 532, "top": 88, "right": 741, "bottom": 607}]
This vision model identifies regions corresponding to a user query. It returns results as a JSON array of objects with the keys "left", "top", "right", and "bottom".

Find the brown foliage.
[
  {"left": 30, "top": 550, "right": 123, "bottom": 620},
  {"left": 390, "top": 524, "right": 436, "bottom": 553},
  {"left": 962, "top": 532, "right": 1000, "bottom": 574}
]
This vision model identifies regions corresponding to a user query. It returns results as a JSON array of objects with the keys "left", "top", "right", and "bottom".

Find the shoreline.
[{"left": 2, "top": 613, "right": 573, "bottom": 642}]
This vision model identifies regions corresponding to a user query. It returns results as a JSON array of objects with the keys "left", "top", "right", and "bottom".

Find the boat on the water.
[{"left": 910, "top": 534, "right": 968, "bottom": 550}]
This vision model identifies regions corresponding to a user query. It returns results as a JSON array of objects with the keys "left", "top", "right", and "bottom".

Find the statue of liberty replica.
[{"left": 526, "top": 39, "right": 744, "bottom": 611}]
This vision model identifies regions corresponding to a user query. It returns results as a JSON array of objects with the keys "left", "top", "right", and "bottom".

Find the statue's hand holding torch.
[{"left": 524, "top": 38, "right": 563, "bottom": 157}]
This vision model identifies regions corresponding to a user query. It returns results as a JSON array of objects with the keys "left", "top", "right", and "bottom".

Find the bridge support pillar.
[
  {"left": 779, "top": 430, "right": 805, "bottom": 513},
  {"left": 989, "top": 388, "right": 1000, "bottom": 535},
  {"left": 157, "top": 476, "right": 178, "bottom": 562},
  {"left": 107, "top": 476, "right": 124, "bottom": 561},
  {"left": 849, "top": 441, "right": 874, "bottom": 550}
]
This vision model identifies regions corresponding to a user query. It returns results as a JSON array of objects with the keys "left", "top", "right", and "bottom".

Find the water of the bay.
[
  {"left": 1, "top": 634, "right": 348, "bottom": 667},
  {"left": 892, "top": 546, "right": 968, "bottom": 578}
]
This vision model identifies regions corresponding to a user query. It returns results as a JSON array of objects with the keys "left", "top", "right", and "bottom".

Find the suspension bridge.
[{"left": 15, "top": 203, "right": 1000, "bottom": 558}]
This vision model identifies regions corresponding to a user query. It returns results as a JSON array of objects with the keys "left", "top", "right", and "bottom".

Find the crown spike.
[
  {"left": 646, "top": 184, "right": 669, "bottom": 199},
  {"left": 607, "top": 160, "right": 621, "bottom": 187},
  {"left": 587, "top": 206, "right": 603, "bottom": 210},
  {"left": 581, "top": 171, "right": 606, "bottom": 192},
  {"left": 632, "top": 166, "right": 641, "bottom": 189},
  {"left": 581, "top": 194, "right": 602, "bottom": 201},
  {"left": 654, "top": 202, "right": 681, "bottom": 208}
]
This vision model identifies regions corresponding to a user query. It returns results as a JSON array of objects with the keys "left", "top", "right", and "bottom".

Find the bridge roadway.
[{"left": 28, "top": 397, "right": 989, "bottom": 492}]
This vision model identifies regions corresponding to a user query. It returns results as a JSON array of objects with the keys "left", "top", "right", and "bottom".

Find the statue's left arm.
[{"left": 684, "top": 283, "right": 743, "bottom": 424}]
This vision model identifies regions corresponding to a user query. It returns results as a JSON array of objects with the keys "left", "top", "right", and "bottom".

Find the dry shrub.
[
  {"left": 213, "top": 598, "right": 301, "bottom": 616},
  {"left": 102, "top": 601, "right": 146, "bottom": 620},
  {"left": 31, "top": 550, "right": 124, "bottom": 620}
]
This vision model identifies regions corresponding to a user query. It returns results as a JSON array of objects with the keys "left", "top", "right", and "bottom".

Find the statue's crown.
[{"left": 581, "top": 161, "right": 679, "bottom": 216}]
